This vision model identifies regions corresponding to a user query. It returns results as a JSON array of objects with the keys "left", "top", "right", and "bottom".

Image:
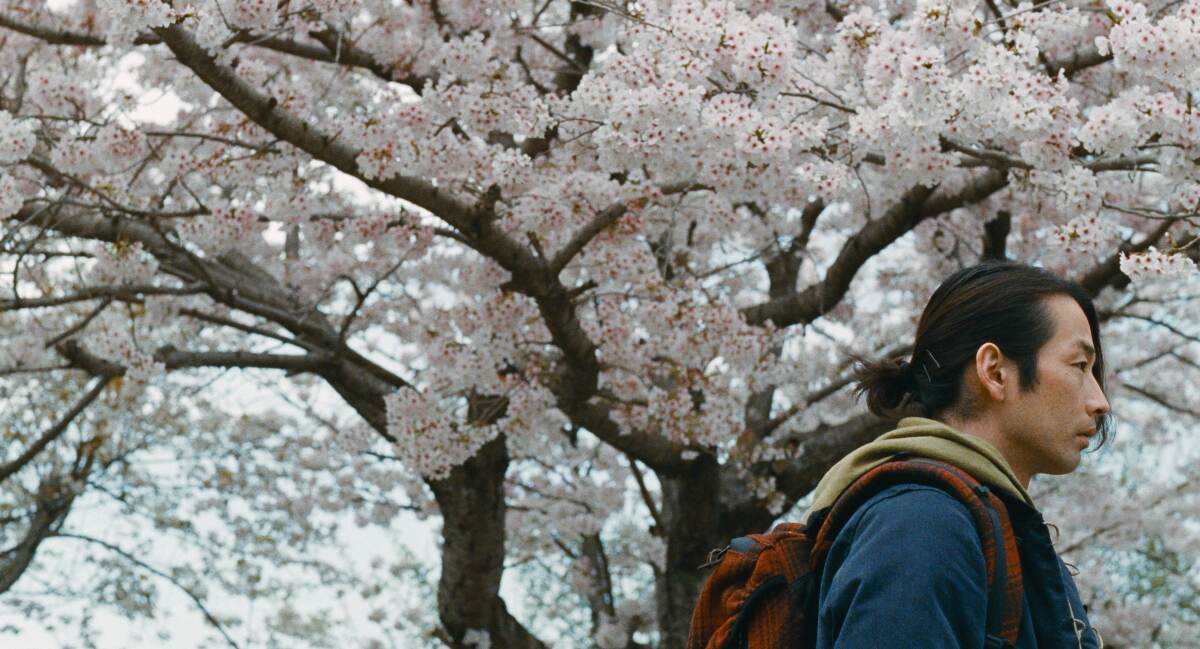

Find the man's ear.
[{"left": 975, "top": 342, "right": 1008, "bottom": 402}]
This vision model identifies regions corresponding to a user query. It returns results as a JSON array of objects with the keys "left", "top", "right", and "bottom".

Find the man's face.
[{"left": 1000, "top": 295, "right": 1111, "bottom": 477}]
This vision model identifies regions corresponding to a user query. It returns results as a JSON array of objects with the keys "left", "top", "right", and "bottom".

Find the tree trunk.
[
  {"left": 430, "top": 435, "right": 547, "bottom": 649},
  {"left": 655, "top": 453, "right": 724, "bottom": 648}
]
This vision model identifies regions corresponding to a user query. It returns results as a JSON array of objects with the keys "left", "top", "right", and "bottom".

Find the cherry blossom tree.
[{"left": 0, "top": 0, "right": 1198, "bottom": 647}]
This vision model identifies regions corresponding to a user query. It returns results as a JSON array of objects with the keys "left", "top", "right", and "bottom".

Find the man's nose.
[{"left": 1087, "top": 374, "right": 1110, "bottom": 418}]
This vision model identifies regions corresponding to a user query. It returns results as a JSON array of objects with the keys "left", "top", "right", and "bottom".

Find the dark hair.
[{"left": 854, "top": 260, "right": 1112, "bottom": 448}]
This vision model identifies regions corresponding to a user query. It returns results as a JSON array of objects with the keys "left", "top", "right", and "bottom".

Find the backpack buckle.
[
  {"left": 699, "top": 545, "right": 730, "bottom": 570},
  {"left": 984, "top": 633, "right": 1013, "bottom": 649}
]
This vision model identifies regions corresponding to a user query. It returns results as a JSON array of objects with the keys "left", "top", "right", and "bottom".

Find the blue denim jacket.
[{"left": 815, "top": 483, "right": 1102, "bottom": 649}]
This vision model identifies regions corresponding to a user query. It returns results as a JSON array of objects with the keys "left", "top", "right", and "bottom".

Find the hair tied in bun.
[{"left": 896, "top": 359, "right": 916, "bottom": 387}]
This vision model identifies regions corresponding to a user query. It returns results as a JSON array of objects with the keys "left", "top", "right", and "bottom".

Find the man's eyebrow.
[{"left": 1075, "top": 340, "right": 1096, "bottom": 359}]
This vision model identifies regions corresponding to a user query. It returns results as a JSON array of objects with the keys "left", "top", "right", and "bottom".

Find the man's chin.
[{"left": 1036, "top": 455, "right": 1083, "bottom": 477}]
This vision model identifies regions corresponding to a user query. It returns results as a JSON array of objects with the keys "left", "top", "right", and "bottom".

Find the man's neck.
[{"left": 937, "top": 413, "right": 1032, "bottom": 489}]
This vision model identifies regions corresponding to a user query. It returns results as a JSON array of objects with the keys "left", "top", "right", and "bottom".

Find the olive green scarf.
[{"left": 801, "top": 416, "right": 1033, "bottom": 524}]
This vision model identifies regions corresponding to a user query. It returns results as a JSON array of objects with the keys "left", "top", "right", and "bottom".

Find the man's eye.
[{"left": 1074, "top": 362, "right": 1088, "bottom": 370}]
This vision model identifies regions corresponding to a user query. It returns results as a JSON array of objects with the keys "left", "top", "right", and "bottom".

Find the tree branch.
[
  {"left": 579, "top": 532, "right": 617, "bottom": 636},
  {"left": 1046, "top": 42, "right": 1112, "bottom": 79},
  {"left": 54, "top": 533, "right": 242, "bottom": 649},
  {"left": 0, "top": 377, "right": 108, "bottom": 484},
  {"left": 178, "top": 307, "right": 321, "bottom": 353},
  {"left": 548, "top": 183, "right": 710, "bottom": 276},
  {"left": 942, "top": 136, "right": 1156, "bottom": 172},
  {"left": 1100, "top": 312, "right": 1200, "bottom": 346},
  {"left": 767, "top": 412, "right": 894, "bottom": 508},
  {"left": 0, "top": 439, "right": 101, "bottom": 595},
  {"left": 0, "top": 283, "right": 206, "bottom": 310},
  {"left": 37, "top": 25, "right": 774, "bottom": 477},
  {"left": 742, "top": 170, "right": 1009, "bottom": 328},
  {"left": 1121, "top": 382, "right": 1200, "bottom": 419},
  {"left": 41, "top": 297, "right": 113, "bottom": 349},
  {"left": 0, "top": 12, "right": 427, "bottom": 89},
  {"left": 55, "top": 339, "right": 330, "bottom": 376},
  {"left": 1077, "top": 220, "right": 1174, "bottom": 296},
  {"left": 8, "top": 203, "right": 408, "bottom": 436},
  {"left": 626, "top": 454, "right": 664, "bottom": 534},
  {"left": 152, "top": 24, "right": 481, "bottom": 246},
  {"left": 0, "top": 11, "right": 159, "bottom": 45},
  {"left": 982, "top": 210, "right": 1012, "bottom": 260},
  {"left": 1059, "top": 478, "right": 1192, "bottom": 555},
  {"left": 0, "top": 477, "right": 75, "bottom": 594}
]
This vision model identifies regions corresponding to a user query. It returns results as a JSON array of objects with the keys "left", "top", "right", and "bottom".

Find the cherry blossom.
[
  {"left": 0, "top": 0, "right": 1197, "bottom": 647},
  {"left": 1120, "top": 246, "right": 1200, "bottom": 280}
]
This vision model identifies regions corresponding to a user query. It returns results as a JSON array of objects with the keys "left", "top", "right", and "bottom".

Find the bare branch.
[
  {"left": 179, "top": 307, "right": 320, "bottom": 353},
  {"left": 42, "top": 297, "right": 113, "bottom": 349},
  {"left": 1122, "top": 382, "right": 1200, "bottom": 419},
  {"left": 306, "top": 25, "right": 430, "bottom": 88},
  {"left": 1100, "top": 311, "right": 1200, "bottom": 346},
  {"left": 54, "top": 533, "right": 242, "bottom": 649},
  {"left": 1059, "top": 478, "right": 1192, "bottom": 556},
  {"left": 337, "top": 257, "right": 408, "bottom": 349},
  {"left": 763, "top": 342, "right": 914, "bottom": 437},
  {"left": 5, "top": 203, "right": 408, "bottom": 443},
  {"left": 742, "top": 170, "right": 1011, "bottom": 328},
  {"left": 579, "top": 533, "right": 620, "bottom": 638},
  {"left": 549, "top": 202, "right": 630, "bottom": 276},
  {"left": 742, "top": 184, "right": 933, "bottom": 326},
  {"left": 525, "top": 32, "right": 588, "bottom": 73},
  {"left": 1, "top": 439, "right": 101, "bottom": 595},
  {"left": 55, "top": 339, "right": 330, "bottom": 376},
  {"left": 0, "top": 283, "right": 205, "bottom": 311},
  {"left": 23, "top": 157, "right": 207, "bottom": 220},
  {"left": 626, "top": 454, "right": 664, "bottom": 534},
  {"left": 0, "top": 477, "right": 75, "bottom": 593},
  {"left": 0, "top": 377, "right": 108, "bottom": 484},
  {"left": 942, "top": 137, "right": 1157, "bottom": 172},
  {"left": 0, "top": 365, "right": 71, "bottom": 377}
]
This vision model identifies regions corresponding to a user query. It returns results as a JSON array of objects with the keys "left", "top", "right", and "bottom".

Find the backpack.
[{"left": 686, "top": 455, "right": 1025, "bottom": 649}]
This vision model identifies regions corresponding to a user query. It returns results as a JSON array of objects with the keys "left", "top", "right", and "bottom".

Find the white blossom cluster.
[
  {"left": 1050, "top": 215, "right": 1120, "bottom": 259},
  {"left": 0, "top": 110, "right": 35, "bottom": 164},
  {"left": 0, "top": 110, "right": 36, "bottom": 218},
  {"left": 1119, "top": 246, "right": 1199, "bottom": 280}
]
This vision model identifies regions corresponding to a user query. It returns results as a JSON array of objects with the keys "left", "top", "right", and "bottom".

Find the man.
[{"left": 805, "top": 261, "right": 1109, "bottom": 648}]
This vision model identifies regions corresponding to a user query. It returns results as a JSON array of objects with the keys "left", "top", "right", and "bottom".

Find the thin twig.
[
  {"left": 625, "top": 453, "right": 664, "bottom": 534},
  {"left": 53, "top": 533, "right": 242, "bottom": 649}
]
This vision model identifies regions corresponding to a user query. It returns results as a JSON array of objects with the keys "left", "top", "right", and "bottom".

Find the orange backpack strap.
[{"left": 809, "top": 456, "right": 1024, "bottom": 648}]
